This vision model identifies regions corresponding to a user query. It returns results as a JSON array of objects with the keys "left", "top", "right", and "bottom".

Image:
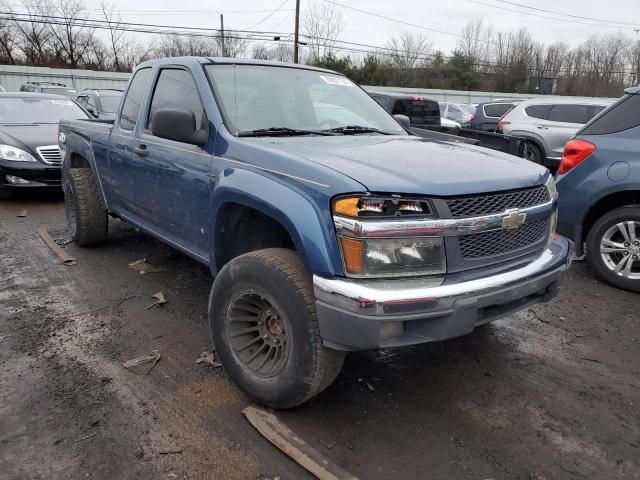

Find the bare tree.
[
  {"left": 13, "top": 0, "right": 54, "bottom": 65},
  {"left": 215, "top": 33, "right": 247, "bottom": 58},
  {"left": 457, "top": 18, "right": 493, "bottom": 67},
  {"left": 0, "top": 2, "right": 18, "bottom": 64},
  {"left": 251, "top": 43, "right": 269, "bottom": 60},
  {"left": 100, "top": 1, "right": 136, "bottom": 71},
  {"left": 302, "top": 1, "right": 343, "bottom": 62},
  {"left": 47, "top": 0, "right": 95, "bottom": 67},
  {"left": 386, "top": 32, "right": 432, "bottom": 69}
]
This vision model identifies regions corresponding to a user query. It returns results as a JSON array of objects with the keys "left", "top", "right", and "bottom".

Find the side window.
[
  {"left": 588, "top": 105, "right": 607, "bottom": 121},
  {"left": 581, "top": 94, "right": 640, "bottom": 135},
  {"left": 87, "top": 96, "right": 98, "bottom": 111},
  {"left": 119, "top": 67, "right": 152, "bottom": 131},
  {"left": 548, "top": 104, "right": 590, "bottom": 124},
  {"left": 391, "top": 99, "right": 411, "bottom": 117},
  {"left": 147, "top": 68, "right": 205, "bottom": 132},
  {"left": 76, "top": 96, "right": 88, "bottom": 107},
  {"left": 525, "top": 105, "right": 552, "bottom": 120}
]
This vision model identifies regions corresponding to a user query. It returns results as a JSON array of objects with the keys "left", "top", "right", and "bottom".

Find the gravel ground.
[{"left": 1, "top": 192, "right": 638, "bottom": 480}]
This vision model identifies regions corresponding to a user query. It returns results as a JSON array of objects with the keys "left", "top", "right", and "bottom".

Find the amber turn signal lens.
[
  {"left": 339, "top": 237, "right": 364, "bottom": 274},
  {"left": 333, "top": 197, "right": 360, "bottom": 217}
]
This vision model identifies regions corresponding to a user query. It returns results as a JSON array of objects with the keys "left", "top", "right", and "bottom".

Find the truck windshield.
[
  {"left": 206, "top": 64, "right": 405, "bottom": 136},
  {"left": 0, "top": 97, "right": 88, "bottom": 124}
]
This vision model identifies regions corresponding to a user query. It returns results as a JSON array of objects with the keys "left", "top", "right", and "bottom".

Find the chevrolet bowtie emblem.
[{"left": 502, "top": 209, "right": 527, "bottom": 229}]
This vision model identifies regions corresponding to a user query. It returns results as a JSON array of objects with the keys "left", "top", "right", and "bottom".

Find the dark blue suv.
[{"left": 556, "top": 87, "right": 640, "bottom": 292}]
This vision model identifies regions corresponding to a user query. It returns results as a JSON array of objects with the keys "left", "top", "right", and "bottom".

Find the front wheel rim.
[
  {"left": 599, "top": 221, "right": 640, "bottom": 280},
  {"left": 226, "top": 290, "right": 291, "bottom": 377}
]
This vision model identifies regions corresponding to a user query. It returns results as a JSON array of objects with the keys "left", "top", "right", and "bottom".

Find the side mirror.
[
  {"left": 150, "top": 108, "right": 209, "bottom": 146},
  {"left": 394, "top": 114, "right": 411, "bottom": 129},
  {"left": 86, "top": 106, "right": 97, "bottom": 117}
]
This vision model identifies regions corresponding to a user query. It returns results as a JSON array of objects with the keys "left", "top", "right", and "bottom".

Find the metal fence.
[
  {"left": 362, "top": 86, "right": 619, "bottom": 104},
  {"left": 0, "top": 65, "right": 131, "bottom": 92}
]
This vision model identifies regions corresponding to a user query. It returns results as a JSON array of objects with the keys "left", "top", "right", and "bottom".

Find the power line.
[
  {"left": 489, "top": 0, "right": 640, "bottom": 28},
  {"left": 463, "top": 0, "right": 639, "bottom": 30},
  {"left": 243, "top": 0, "right": 290, "bottom": 31}
]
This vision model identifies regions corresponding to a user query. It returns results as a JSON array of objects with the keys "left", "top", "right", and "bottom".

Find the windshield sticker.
[
  {"left": 320, "top": 75, "right": 354, "bottom": 87},
  {"left": 49, "top": 99, "right": 73, "bottom": 105}
]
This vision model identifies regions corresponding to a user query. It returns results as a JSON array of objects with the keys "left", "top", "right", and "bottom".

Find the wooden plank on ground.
[
  {"left": 38, "top": 227, "right": 76, "bottom": 266},
  {"left": 243, "top": 406, "right": 359, "bottom": 480}
]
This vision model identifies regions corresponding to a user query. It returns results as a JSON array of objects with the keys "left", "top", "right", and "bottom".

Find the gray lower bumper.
[{"left": 314, "top": 236, "right": 572, "bottom": 351}]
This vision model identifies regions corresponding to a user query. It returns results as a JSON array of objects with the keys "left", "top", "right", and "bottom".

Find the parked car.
[
  {"left": 0, "top": 92, "right": 91, "bottom": 199},
  {"left": 439, "top": 102, "right": 475, "bottom": 124},
  {"left": 19, "top": 82, "right": 77, "bottom": 98},
  {"left": 468, "top": 100, "right": 521, "bottom": 132},
  {"left": 556, "top": 87, "right": 640, "bottom": 292},
  {"left": 60, "top": 57, "right": 570, "bottom": 409},
  {"left": 74, "top": 89, "right": 123, "bottom": 120},
  {"left": 498, "top": 98, "right": 613, "bottom": 167},
  {"left": 369, "top": 91, "right": 441, "bottom": 128}
]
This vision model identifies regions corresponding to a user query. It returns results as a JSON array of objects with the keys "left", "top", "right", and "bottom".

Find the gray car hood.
[{"left": 251, "top": 135, "right": 547, "bottom": 196}]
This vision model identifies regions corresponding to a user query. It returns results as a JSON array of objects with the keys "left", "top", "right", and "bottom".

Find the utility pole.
[
  {"left": 220, "top": 14, "right": 225, "bottom": 57},
  {"left": 293, "top": 0, "right": 300, "bottom": 63}
]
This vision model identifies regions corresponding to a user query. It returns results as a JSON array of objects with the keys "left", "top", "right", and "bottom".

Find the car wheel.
[
  {"left": 524, "top": 142, "right": 543, "bottom": 164},
  {"left": 63, "top": 168, "right": 108, "bottom": 246},
  {"left": 586, "top": 206, "right": 640, "bottom": 292},
  {"left": 209, "top": 248, "right": 345, "bottom": 409}
]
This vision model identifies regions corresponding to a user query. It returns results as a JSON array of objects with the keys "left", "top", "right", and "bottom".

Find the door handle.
[
  {"left": 536, "top": 126, "right": 549, "bottom": 130},
  {"left": 133, "top": 144, "right": 149, "bottom": 156}
]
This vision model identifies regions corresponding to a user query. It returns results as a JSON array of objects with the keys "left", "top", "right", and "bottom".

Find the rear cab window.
[
  {"left": 581, "top": 94, "right": 640, "bottom": 135},
  {"left": 392, "top": 98, "right": 440, "bottom": 125},
  {"left": 119, "top": 67, "right": 152, "bottom": 131}
]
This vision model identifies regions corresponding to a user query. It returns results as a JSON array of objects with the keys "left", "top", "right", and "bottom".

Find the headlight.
[
  {"left": 0, "top": 144, "right": 37, "bottom": 162},
  {"left": 545, "top": 175, "right": 557, "bottom": 199},
  {"left": 333, "top": 195, "right": 445, "bottom": 278},
  {"left": 338, "top": 236, "right": 446, "bottom": 278},
  {"left": 334, "top": 195, "right": 433, "bottom": 218}
]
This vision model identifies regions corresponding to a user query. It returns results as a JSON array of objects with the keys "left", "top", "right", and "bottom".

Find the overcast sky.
[{"left": 75, "top": 0, "right": 640, "bottom": 54}]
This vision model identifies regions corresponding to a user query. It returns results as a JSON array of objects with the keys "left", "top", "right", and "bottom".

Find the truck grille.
[
  {"left": 459, "top": 219, "right": 548, "bottom": 259},
  {"left": 36, "top": 145, "right": 62, "bottom": 165},
  {"left": 446, "top": 186, "right": 549, "bottom": 218}
]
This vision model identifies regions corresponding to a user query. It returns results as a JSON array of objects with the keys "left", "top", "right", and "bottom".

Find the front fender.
[
  {"left": 61, "top": 128, "right": 108, "bottom": 206},
  {"left": 209, "top": 168, "right": 343, "bottom": 277}
]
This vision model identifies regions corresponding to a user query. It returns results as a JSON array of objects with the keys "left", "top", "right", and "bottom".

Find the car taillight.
[
  {"left": 470, "top": 115, "right": 475, "bottom": 122},
  {"left": 497, "top": 120, "right": 510, "bottom": 132},
  {"left": 558, "top": 139, "right": 596, "bottom": 175}
]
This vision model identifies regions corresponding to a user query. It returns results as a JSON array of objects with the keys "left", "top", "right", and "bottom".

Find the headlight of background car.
[
  {"left": 333, "top": 195, "right": 446, "bottom": 278},
  {"left": 545, "top": 175, "right": 557, "bottom": 199},
  {"left": 0, "top": 145, "right": 37, "bottom": 162}
]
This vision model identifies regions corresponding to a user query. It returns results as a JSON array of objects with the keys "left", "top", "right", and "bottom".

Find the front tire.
[
  {"left": 586, "top": 206, "right": 640, "bottom": 292},
  {"left": 63, "top": 168, "right": 108, "bottom": 246},
  {"left": 0, "top": 184, "right": 12, "bottom": 200},
  {"left": 209, "top": 248, "right": 345, "bottom": 409}
]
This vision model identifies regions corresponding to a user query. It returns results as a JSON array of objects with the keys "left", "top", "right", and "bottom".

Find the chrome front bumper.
[{"left": 313, "top": 236, "right": 572, "bottom": 351}]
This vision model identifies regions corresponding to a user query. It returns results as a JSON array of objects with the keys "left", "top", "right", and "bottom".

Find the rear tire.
[
  {"left": 209, "top": 248, "right": 345, "bottom": 409},
  {"left": 63, "top": 168, "right": 108, "bottom": 246},
  {"left": 524, "top": 142, "right": 543, "bottom": 164},
  {"left": 586, "top": 206, "right": 640, "bottom": 292}
]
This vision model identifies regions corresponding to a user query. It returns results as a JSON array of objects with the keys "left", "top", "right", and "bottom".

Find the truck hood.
[{"left": 249, "top": 135, "right": 547, "bottom": 196}]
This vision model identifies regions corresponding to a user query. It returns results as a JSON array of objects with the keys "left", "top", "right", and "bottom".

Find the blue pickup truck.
[{"left": 59, "top": 57, "right": 571, "bottom": 409}]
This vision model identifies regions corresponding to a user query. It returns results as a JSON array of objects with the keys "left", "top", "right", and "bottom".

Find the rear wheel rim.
[
  {"left": 64, "top": 184, "right": 77, "bottom": 237},
  {"left": 600, "top": 221, "right": 640, "bottom": 280},
  {"left": 525, "top": 147, "right": 538, "bottom": 163},
  {"left": 226, "top": 290, "right": 291, "bottom": 377}
]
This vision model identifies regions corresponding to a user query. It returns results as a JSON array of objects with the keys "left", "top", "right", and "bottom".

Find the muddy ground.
[{"left": 0, "top": 192, "right": 638, "bottom": 480}]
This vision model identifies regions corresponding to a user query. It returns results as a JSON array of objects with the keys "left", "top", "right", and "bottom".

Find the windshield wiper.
[
  {"left": 237, "top": 127, "right": 336, "bottom": 137},
  {"left": 323, "top": 125, "right": 393, "bottom": 135}
]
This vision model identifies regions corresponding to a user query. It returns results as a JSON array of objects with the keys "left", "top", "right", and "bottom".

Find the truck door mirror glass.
[
  {"left": 394, "top": 114, "right": 411, "bottom": 128},
  {"left": 151, "top": 108, "right": 209, "bottom": 146}
]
